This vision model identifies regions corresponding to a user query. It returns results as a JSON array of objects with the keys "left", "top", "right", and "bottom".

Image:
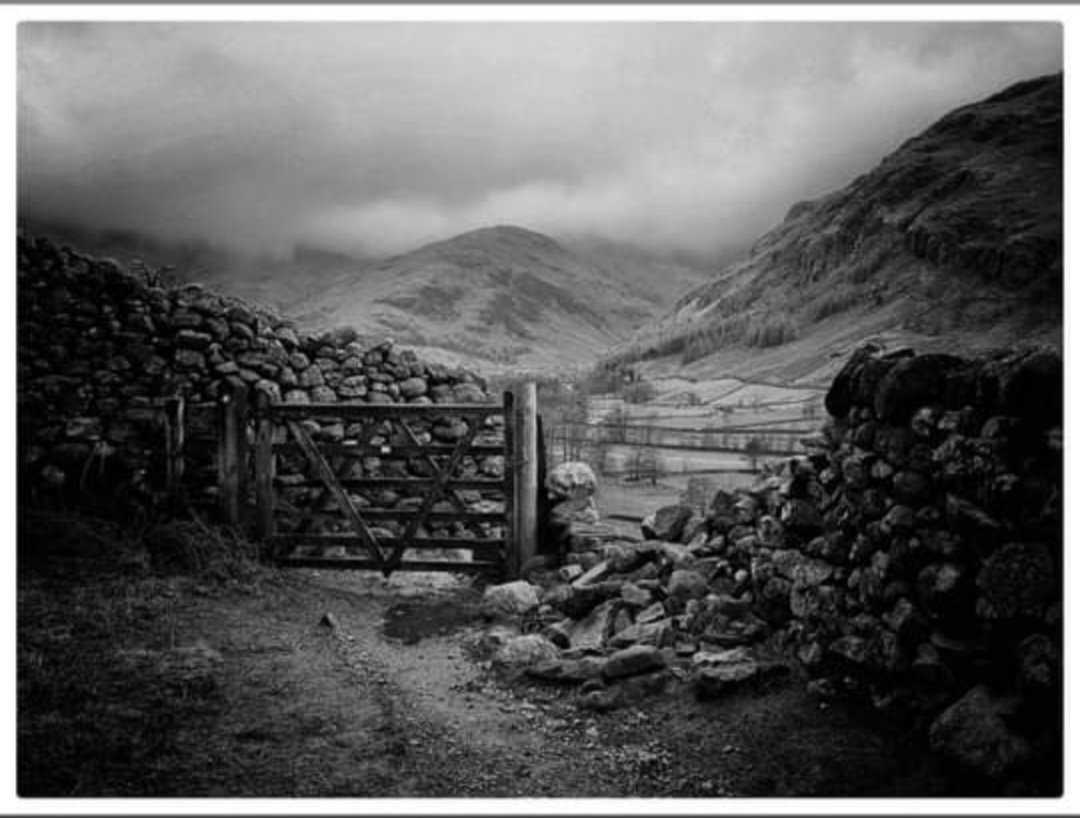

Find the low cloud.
[{"left": 18, "top": 20, "right": 1062, "bottom": 260}]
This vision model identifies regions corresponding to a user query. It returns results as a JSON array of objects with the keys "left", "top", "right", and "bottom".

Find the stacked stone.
[
  {"left": 17, "top": 232, "right": 493, "bottom": 514},
  {"left": 810, "top": 346, "right": 1061, "bottom": 707},
  {"left": 481, "top": 462, "right": 791, "bottom": 710},
  {"left": 661, "top": 344, "right": 1059, "bottom": 782},
  {"left": 500, "top": 343, "right": 1060, "bottom": 787}
]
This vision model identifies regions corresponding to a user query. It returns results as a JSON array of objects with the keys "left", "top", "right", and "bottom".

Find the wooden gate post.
[
  {"left": 217, "top": 380, "right": 248, "bottom": 526},
  {"left": 253, "top": 390, "right": 277, "bottom": 543},
  {"left": 513, "top": 382, "right": 539, "bottom": 576},
  {"left": 503, "top": 389, "right": 518, "bottom": 578},
  {"left": 163, "top": 395, "right": 185, "bottom": 506}
]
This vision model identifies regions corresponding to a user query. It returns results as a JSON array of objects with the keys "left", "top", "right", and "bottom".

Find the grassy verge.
[{"left": 17, "top": 510, "right": 266, "bottom": 796}]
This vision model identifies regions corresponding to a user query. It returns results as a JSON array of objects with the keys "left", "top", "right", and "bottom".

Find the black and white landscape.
[{"left": 16, "top": 18, "right": 1065, "bottom": 803}]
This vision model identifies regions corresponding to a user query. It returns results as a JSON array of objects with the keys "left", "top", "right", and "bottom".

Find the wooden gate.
[{"left": 243, "top": 385, "right": 538, "bottom": 579}]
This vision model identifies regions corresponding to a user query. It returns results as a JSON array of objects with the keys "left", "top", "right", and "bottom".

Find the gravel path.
[{"left": 120, "top": 568, "right": 946, "bottom": 799}]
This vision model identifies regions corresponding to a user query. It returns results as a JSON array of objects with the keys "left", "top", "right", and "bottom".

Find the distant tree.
[
  {"left": 702, "top": 423, "right": 720, "bottom": 449},
  {"left": 622, "top": 380, "right": 658, "bottom": 404},
  {"left": 630, "top": 446, "right": 661, "bottom": 485},
  {"left": 601, "top": 407, "right": 630, "bottom": 444},
  {"left": 743, "top": 436, "right": 766, "bottom": 471}
]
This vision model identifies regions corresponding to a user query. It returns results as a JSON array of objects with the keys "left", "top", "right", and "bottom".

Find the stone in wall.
[
  {"left": 514, "top": 342, "right": 1060, "bottom": 793},
  {"left": 17, "top": 232, "right": 500, "bottom": 528}
]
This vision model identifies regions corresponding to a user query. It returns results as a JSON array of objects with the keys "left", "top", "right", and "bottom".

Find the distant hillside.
[
  {"left": 562, "top": 236, "right": 720, "bottom": 308},
  {"left": 24, "top": 218, "right": 716, "bottom": 373},
  {"left": 609, "top": 72, "right": 1062, "bottom": 386},
  {"left": 291, "top": 225, "right": 684, "bottom": 371}
]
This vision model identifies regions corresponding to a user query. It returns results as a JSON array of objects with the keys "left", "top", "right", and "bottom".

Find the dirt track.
[{"left": 18, "top": 562, "right": 961, "bottom": 799}]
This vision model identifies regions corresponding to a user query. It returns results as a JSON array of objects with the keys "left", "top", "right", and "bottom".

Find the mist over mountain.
[
  {"left": 19, "top": 22, "right": 1062, "bottom": 261},
  {"left": 17, "top": 24, "right": 1063, "bottom": 379}
]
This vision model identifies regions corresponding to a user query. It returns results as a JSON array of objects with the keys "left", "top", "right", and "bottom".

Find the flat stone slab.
[
  {"left": 525, "top": 656, "right": 607, "bottom": 684},
  {"left": 602, "top": 644, "right": 667, "bottom": 681}
]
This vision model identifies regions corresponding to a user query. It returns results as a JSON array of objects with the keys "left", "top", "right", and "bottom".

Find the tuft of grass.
[
  {"left": 19, "top": 508, "right": 264, "bottom": 584},
  {"left": 141, "top": 517, "right": 261, "bottom": 582}
]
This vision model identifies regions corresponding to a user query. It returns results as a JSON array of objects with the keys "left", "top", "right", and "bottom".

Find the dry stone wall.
[
  {"left": 493, "top": 342, "right": 1060, "bottom": 793},
  {"left": 17, "top": 233, "right": 496, "bottom": 520},
  {"left": 666, "top": 343, "right": 1061, "bottom": 785}
]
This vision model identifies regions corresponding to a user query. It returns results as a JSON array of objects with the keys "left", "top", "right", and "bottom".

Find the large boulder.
[
  {"left": 873, "top": 353, "right": 972, "bottom": 424},
  {"left": 602, "top": 645, "right": 667, "bottom": 680},
  {"left": 564, "top": 598, "right": 620, "bottom": 651},
  {"left": 641, "top": 504, "right": 694, "bottom": 541},
  {"left": 666, "top": 569, "right": 709, "bottom": 612},
  {"left": 690, "top": 650, "right": 787, "bottom": 700},
  {"left": 609, "top": 619, "right": 674, "bottom": 649},
  {"left": 978, "top": 346, "right": 1063, "bottom": 431},
  {"left": 824, "top": 344, "right": 913, "bottom": 418},
  {"left": 550, "top": 496, "right": 601, "bottom": 526},
  {"left": 482, "top": 580, "right": 540, "bottom": 617},
  {"left": 525, "top": 656, "right": 606, "bottom": 684},
  {"left": 546, "top": 461, "right": 598, "bottom": 501},
  {"left": 492, "top": 634, "right": 561, "bottom": 670}
]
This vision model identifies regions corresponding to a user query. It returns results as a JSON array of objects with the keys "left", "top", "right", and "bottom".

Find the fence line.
[
  {"left": 583, "top": 402, "right": 821, "bottom": 422},
  {"left": 546, "top": 435, "right": 806, "bottom": 457},
  {"left": 599, "top": 466, "right": 760, "bottom": 479},
  {"left": 551, "top": 418, "right": 821, "bottom": 437},
  {"left": 561, "top": 421, "right": 812, "bottom": 440}
]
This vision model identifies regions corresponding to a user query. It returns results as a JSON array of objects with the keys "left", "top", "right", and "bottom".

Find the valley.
[
  {"left": 549, "top": 374, "right": 827, "bottom": 523},
  {"left": 22, "top": 73, "right": 1063, "bottom": 521},
  {"left": 26, "top": 73, "right": 1061, "bottom": 390}
]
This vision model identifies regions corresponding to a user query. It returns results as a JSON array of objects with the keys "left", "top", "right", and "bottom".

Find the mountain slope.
[
  {"left": 562, "top": 236, "right": 721, "bottom": 307},
  {"left": 614, "top": 72, "right": 1062, "bottom": 386},
  {"left": 291, "top": 225, "right": 670, "bottom": 371}
]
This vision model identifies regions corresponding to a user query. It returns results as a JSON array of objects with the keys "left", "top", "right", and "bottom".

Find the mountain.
[
  {"left": 26, "top": 216, "right": 715, "bottom": 373},
  {"left": 291, "top": 225, "right": 691, "bottom": 372},
  {"left": 561, "top": 235, "right": 722, "bottom": 307},
  {"left": 612, "top": 72, "right": 1063, "bottom": 387}
]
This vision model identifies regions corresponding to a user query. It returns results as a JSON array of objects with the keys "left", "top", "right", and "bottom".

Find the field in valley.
[{"left": 543, "top": 371, "right": 830, "bottom": 524}]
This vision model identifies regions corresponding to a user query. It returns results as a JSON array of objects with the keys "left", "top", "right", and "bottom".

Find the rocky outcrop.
[
  {"left": 620, "top": 72, "right": 1061, "bottom": 381},
  {"left": 687, "top": 72, "right": 1062, "bottom": 317}
]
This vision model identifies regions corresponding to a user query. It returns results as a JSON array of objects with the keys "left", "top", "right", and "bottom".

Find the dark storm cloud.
[{"left": 18, "top": 21, "right": 1063, "bottom": 259}]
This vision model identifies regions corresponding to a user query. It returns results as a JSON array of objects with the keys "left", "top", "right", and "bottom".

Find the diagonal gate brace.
[
  {"left": 285, "top": 419, "right": 389, "bottom": 570},
  {"left": 385, "top": 417, "right": 481, "bottom": 573}
]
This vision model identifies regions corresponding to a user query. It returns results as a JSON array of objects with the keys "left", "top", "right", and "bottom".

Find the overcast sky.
[{"left": 18, "top": 21, "right": 1062, "bottom": 261}]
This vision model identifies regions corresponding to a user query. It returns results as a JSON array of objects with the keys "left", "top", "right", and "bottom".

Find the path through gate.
[{"left": 238, "top": 385, "right": 538, "bottom": 579}]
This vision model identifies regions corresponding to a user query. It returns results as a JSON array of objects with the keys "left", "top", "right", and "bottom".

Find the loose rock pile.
[
  {"left": 477, "top": 460, "right": 791, "bottom": 715},
  {"left": 17, "top": 233, "right": 494, "bottom": 522},
  {"left": 481, "top": 343, "right": 1062, "bottom": 791}
]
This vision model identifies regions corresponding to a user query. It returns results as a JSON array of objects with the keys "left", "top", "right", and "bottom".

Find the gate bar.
[{"left": 514, "top": 382, "right": 539, "bottom": 576}]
